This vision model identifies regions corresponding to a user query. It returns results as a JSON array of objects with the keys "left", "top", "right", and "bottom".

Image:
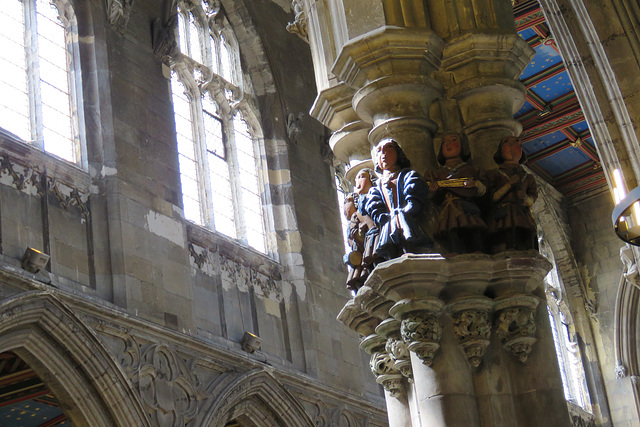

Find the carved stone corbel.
[
  {"left": 106, "top": 0, "right": 133, "bottom": 34},
  {"left": 449, "top": 297, "right": 493, "bottom": 368},
  {"left": 152, "top": 14, "right": 180, "bottom": 59},
  {"left": 495, "top": 295, "right": 540, "bottom": 363},
  {"left": 286, "top": 0, "right": 308, "bottom": 43}
]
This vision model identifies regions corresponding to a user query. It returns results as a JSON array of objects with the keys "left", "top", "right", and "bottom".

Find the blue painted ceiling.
[{"left": 514, "top": 0, "right": 604, "bottom": 197}]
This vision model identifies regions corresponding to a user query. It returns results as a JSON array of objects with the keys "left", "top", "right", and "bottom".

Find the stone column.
[
  {"left": 339, "top": 288, "right": 413, "bottom": 426},
  {"left": 339, "top": 252, "right": 572, "bottom": 426}
]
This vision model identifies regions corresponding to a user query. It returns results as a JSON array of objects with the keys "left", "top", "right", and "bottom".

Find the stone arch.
[
  {"left": 198, "top": 369, "right": 314, "bottom": 426},
  {"left": 0, "top": 290, "right": 150, "bottom": 426}
]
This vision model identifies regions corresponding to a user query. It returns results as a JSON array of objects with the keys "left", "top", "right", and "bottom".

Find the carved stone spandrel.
[{"left": 138, "top": 344, "right": 198, "bottom": 426}]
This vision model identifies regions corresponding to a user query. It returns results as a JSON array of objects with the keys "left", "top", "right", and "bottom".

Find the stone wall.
[
  {"left": 567, "top": 190, "right": 636, "bottom": 425},
  {"left": 0, "top": 0, "right": 385, "bottom": 424}
]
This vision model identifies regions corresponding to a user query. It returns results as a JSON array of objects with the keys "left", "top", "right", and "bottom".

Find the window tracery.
[
  {"left": 168, "top": 1, "right": 268, "bottom": 254},
  {"left": 0, "top": 0, "right": 85, "bottom": 167},
  {"left": 542, "top": 241, "right": 593, "bottom": 413}
]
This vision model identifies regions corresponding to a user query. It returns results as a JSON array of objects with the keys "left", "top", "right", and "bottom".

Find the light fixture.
[
  {"left": 21, "top": 247, "right": 50, "bottom": 273},
  {"left": 612, "top": 185, "right": 640, "bottom": 246},
  {"left": 241, "top": 331, "right": 262, "bottom": 353}
]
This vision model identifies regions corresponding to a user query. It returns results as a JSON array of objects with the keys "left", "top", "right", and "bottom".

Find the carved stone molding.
[
  {"left": 449, "top": 297, "right": 493, "bottom": 368},
  {"left": 400, "top": 312, "right": 443, "bottom": 366},
  {"left": 495, "top": 295, "right": 540, "bottom": 363},
  {"left": 106, "top": 0, "right": 133, "bottom": 34}
]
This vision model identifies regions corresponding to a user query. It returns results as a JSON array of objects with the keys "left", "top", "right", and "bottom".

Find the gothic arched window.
[
  {"left": 540, "top": 240, "right": 593, "bottom": 415},
  {"left": 169, "top": 2, "right": 268, "bottom": 254},
  {"left": 0, "top": 0, "right": 85, "bottom": 166}
]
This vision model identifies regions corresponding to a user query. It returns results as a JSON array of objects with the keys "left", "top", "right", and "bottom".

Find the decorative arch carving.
[
  {"left": 0, "top": 291, "right": 150, "bottom": 426},
  {"left": 198, "top": 369, "right": 314, "bottom": 426}
]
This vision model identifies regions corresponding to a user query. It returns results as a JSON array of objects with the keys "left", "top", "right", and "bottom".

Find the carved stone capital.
[
  {"left": 400, "top": 312, "right": 442, "bottom": 366},
  {"left": 495, "top": 295, "right": 540, "bottom": 363},
  {"left": 450, "top": 297, "right": 493, "bottom": 367},
  {"left": 440, "top": 33, "right": 534, "bottom": 87},
  {"left": 332, "top": 27, "right": 444, "bottom": 89},
  {"left": 355, "top": 286, "right": 395, "bottom": 323}
]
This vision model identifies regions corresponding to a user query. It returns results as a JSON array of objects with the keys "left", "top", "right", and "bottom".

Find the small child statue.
[
  {"left": 354, "top": 168, "right": 381, "bottom": 270},
  {"left": 486, "top": 136, "right": 538, "bottom": 253},
  {"left": 362, "top": 138, "right": 432, "bottom": 260},
  {"left": 342, "top": 193, "right": 366, "bottom": 291}
]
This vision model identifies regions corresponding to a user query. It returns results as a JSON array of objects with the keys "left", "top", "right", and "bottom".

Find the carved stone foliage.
[
  {"left": 370, "top": 351, "right": 404, "bottom": 397},
  {"left": 385, "top": 337, "right": 412, "bottom": 379},
  {"left": 0, "top": 155, "right": 90, "bottom": 219},
  {"left": 48, "top": 177, "right": 90, "bottom": 220},
  {"left": 452, "top": 309, "right": 492, "bottom": 368},
  {"left": 138, "top": 345, "right": 198, "bottom": 427},
  {"left": 495, "top": 306, "right": 537, "bottom": 363},
  {"left": 286, "top": 0, "right": 308, "bottom": 42},
  {"left": 187, "top": 240, "right": 284, "bottom": 300},
  {"left": 220, "top": 255, "right": 282, "bottom": 299},
  {"left": 401, "top": 313, "right": 442, "bottom": 366},
  {"left": 188, "top": 242, "right": 213, "bottom": 273},
  {"left": 106, "top": 0, "right": 133, "bottom": 34}
]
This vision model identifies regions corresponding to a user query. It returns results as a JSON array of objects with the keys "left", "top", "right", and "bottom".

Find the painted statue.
[
  {"left": 342, "top": 168, "right": 380, "bottom": 291},
  {"left": 343, "top": 193, "right": 366, "bottom": 291},
  {"left": 428, "top": 133, "right": 487, "bottom": 254},
  {"left": 486, "top": 136, "right": 538, "bottom": 253},
  {"left": 355, "top": 168, "right": 382, "bottom": 269},
  {"left": 362, "top": 139, "right": 432, "bottom": 259}
]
